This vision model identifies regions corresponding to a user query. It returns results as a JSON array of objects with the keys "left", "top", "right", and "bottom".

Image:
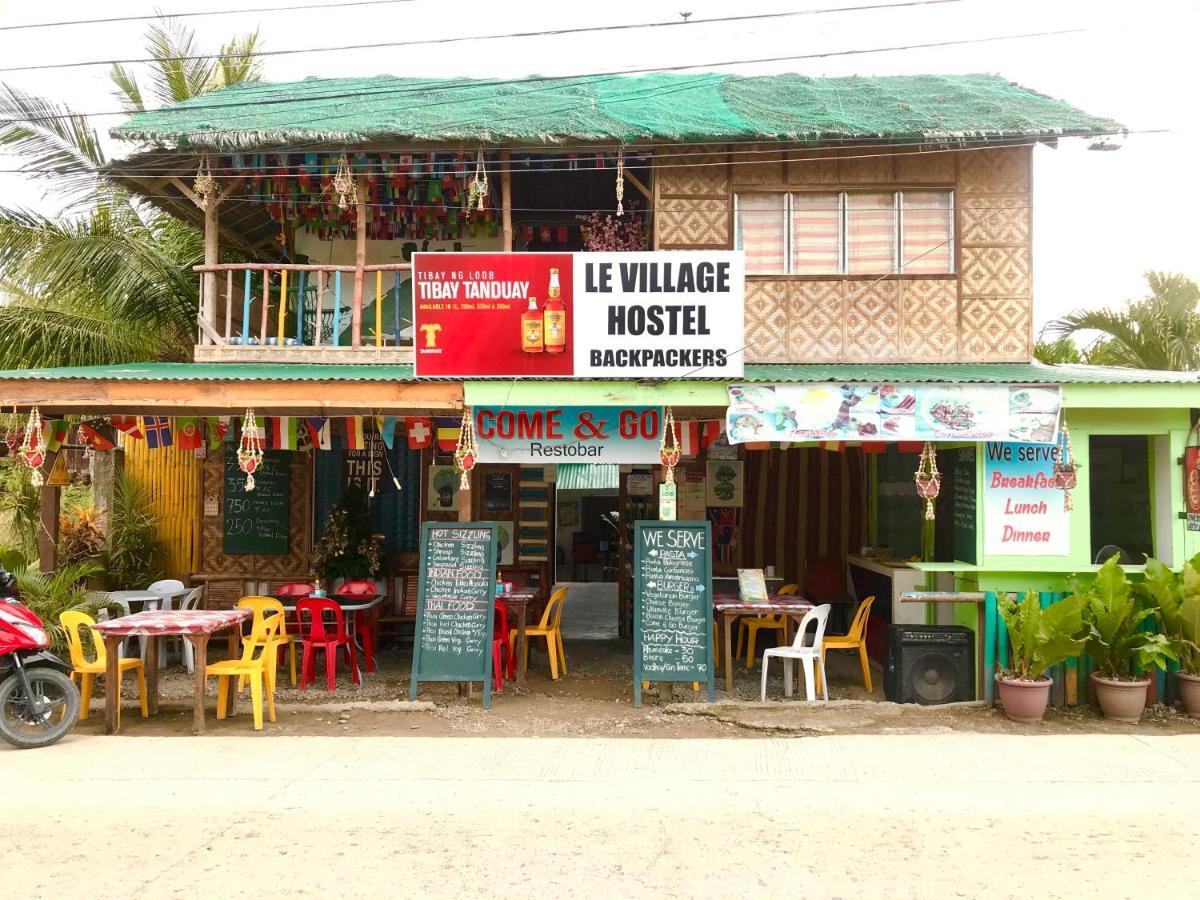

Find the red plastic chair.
[
  {"left": 273, "top": 582, "right": 314, "bottom": 642},
  {"left": 492, "top": 599, "right": 513, "bottom": 692},
  {"left": 296, "top": 597, "right": 360, "bottom": 691},
  {"left": 336, "top": 580, "right": 379, "bottom": 674}
]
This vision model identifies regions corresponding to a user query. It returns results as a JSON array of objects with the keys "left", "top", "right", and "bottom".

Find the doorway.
[{"left": 556, "top": 486, "right": 620, "bottom": 640}]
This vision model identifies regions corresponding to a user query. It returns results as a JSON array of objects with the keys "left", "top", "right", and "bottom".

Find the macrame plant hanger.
[
  {"left": 236, "top": 409, "right": 264, "bottom": 491},
  {"left": 19, "top": 406, "right": 45, "bottom": 487},
  {"left": 913, "top": 441, "right": 941, "bottom": 521},
  {"left": 454, "top": 409, "right": 478, "bottom": 490},
  {"left": 659, "top": 407, "right": 681, "bottom": 484},
  {"left": 193, "top": 154, "right": 215, "bottom": 209},
  {"left": 615, "top": 146, "right": 625, "bottom": 217},
  {"left": 1051, "top": 422, "right": 1080, "bottom": 511}
]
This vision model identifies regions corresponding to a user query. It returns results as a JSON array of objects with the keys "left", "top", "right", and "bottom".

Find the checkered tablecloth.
[
  {"left": 91, "top": 608, "right": 251, "bottom": 637},
  {"left": 712, "top": 594, "right": 814, "bottom": 613}
]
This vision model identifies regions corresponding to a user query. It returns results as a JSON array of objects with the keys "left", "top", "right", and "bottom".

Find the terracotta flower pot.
[
  {"left": 1177, "top": 672, "right": 1200, "bottom": 718},
  {"left": 996, "top": 673, "right": 1052, "bottom": 723},
  {"left": 1091, "top": 673, "right": 1151, "bottom": 723}
]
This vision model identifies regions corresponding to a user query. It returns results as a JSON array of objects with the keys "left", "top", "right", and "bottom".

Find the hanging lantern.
[
  {"left": 659, "top": 407, "right": 681, "bottom": 484},
  {"left": 19, "top": 406, "right": 45, "bottom": 487},
  {"left": 236, "top": 409, "right": 264, "bottom": 491},
  {"left": 453, "top": 408, "right": 478, "bottom": 490},
  {"left": 193, "top": 154, "right": 215, "bottom": 209},
  {"left": 913, "top": 441, "right": 940, "bottom": 520},
  {"left": 332, "top": 153, "right": 358, "bottom": 211},
  {"left": 1050, "top": 423, "right": 1080, "bottom": 511},
  {"left": 615, "top": 146, "right": 625, "bottom": 217}
]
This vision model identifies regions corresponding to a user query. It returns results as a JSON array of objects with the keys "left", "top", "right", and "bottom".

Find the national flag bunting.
[
  {"left": 305, "top": 417, "right": 330, "bottom": 450},
  {"left": 110, "top": 416, "right": 143, "bottom": 440},
  {"left": 407, "top": 416, "right": 433, "bottom": 449},
  {"left": 818, "top": 441, "right": 843, "bottom": 452},
  {"left": 377, "top": 416, "right": 397, "bottom": 449},
  {"left": 343, "top": 416, "right": 365, "bottom": 451},
  {"left": 142, "top": 416, "right": 173, "bottom": 450},
  {"left": 861, "top": 442, "right": 886, "bottom": 454},
  {"left": 898, "top": 441, "right": 924, "bottom": 453},
  {"left": 436, "top": 420, "right": 460, "bottom": 453},
  {"left": 673, "top": 419, "right": 724, "bottom": 456},
  {"left": 41, "top": 420, "right": 68, "bottom": 453},
  {"left": 174, "top": 417, "right": 203, "bottom": 451},
  {"left": 744, "top": 441, "right": 770, "bottom": 451},
  {"left": 78, "top": 424, "right": 115, "bottom": 451},
  {"left": 270, "top": 416, "right": 298, "bottom": 451},
  {"left": 204, "top": 417, "right": 229, "bottom": 450}
]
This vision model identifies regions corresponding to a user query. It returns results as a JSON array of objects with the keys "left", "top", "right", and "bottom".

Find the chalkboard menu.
[
  {"left": 222, "top": 449, "right": 289, "bottom": 555},
  {"left": 632, "top": 520, "right": 715, "bottom": 706},
  {"left": 952, "top": 446, "right": 978, "bottom": 564},
  {"left": 409, "top": 522, "right": 498, "bottom": 707}
]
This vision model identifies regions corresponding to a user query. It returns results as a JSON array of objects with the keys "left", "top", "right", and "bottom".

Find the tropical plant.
[
  {"left": 1138, "top": 554, "right": 1200, "bottom": 676},
  {"left": 1048, "top": 271, "right": 1200, "bottom": 371},
  {"left": 998, "top": 590, "right": 1088, "bottom": 681},
  {"left": 1033, "top": 337, "right": 1083, "bottom": 365},
  {"left": 0, "top": 461, "right": 41, "bottom": 557},
  {"left": 11, "top": 559, "right": 115, "bottom": 654},
  {"left": 106, "top": 473, "right": 165, "bottom": 588},
  {"left": 58, "top": 503, "right": 106, "bottom": 567},
  {"left": 0, "top": 18, "right": 262, "bottom": 369},
  {"left": 1076, "top": 556, "right": 1176, "bottom": 680},
  {"left": 312, "top": 488, "right": 382, "bottom": 582}
]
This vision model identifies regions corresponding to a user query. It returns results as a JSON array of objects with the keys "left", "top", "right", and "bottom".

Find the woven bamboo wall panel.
[
  {"left": 895, "top": 150, "right": 956, "bottom": 183},
  {"left": 960, "top": 296, "right": 1031, "bottom": 361},
  {"left": 960, "top": 245, "right": 1031, "bottom": 297},
  {"left": 960, "top": 195, "right": 1030, "bottom": 245},
  {"left": 656, "top": 198, "right": 729, "bottom": 246},
  {"left": 958, "top": 146, "right": 1030, "bottom": 194},
  {"left": 837, "top": 152, "right": 896, "bottom": 184},
  {"left": 899, "top": 280, "right": 959, "bottom": 359},
  {"left": 730, "top": 145, "right": 783, "bottom": 186},
  {"left": 744, "top": 280, "right": 789, "bottom": 361},
  {"left": 784, "top": 280, "right": 844, "bottom": 363},
  {"left": 655, "top": 145, "right": 728, "bottom": 197},
  {"left": 785, "top": 150, "right": 839, "bottom": 185},
  {"left": 122, "top": 440, "right": 199, "bottom": 580},
  {"left": 844, "top": 281, "right": 900, "bottom": 361}
]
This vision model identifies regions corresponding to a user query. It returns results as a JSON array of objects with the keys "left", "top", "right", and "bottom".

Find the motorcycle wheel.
[{"left": 0, "top": 668, "right": 80, "bottom": 749}]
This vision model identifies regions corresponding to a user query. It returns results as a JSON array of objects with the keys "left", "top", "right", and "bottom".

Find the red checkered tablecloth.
[{"left": 91, "top": 608, "right": 251, "bottom": 637}]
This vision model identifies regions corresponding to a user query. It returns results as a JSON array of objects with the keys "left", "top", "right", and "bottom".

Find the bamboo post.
[
  {"left": 241, "top": 268, "right": 252, "bottom": 341},
  {"left": 375, "top": 270, "right": 383, "bottom": 347},
  {"left": 315, "top": 270, "right": 325, "bottom": 346},
  {"left": 259, "top": 269, "right": 271, "bottom": 344},
  {"left": 333, "top": 271, "right": 342, "bottom": 346},
  {"left": 203, "top": 199, "right": 220, "bottom": 340},
  {"left": 352, "top": 175, "right": 367, "bottom": 347},
  {"left": 501, "top": 151, "right": 513, "bottom": 252},
  {"left": 295, "top": 271, "right": 306, "bottom": 343},
  {"left": 224, "top": 270, "right": 233, "bottom": 342},
  {"left": 37, "top": 463, "right": 60, "bottom": 573},
  {"left": 277, "top": 269, "right": 288, "bottom": 346}
]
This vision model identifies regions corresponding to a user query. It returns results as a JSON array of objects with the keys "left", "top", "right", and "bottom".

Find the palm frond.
[
  {"left": 214, "top": 31, "right": 263, "bottom": 90},
  {"left": 0, "top": 83, "right": 106, "bottom": 207},
  {"left": 108, "top": 64, "right": 145, "bottom": 112},
  {"left": 143, "top": 18, "right": 215, "bottom": 107},
  {"left": 0, "top": 293, "right": 165, "bottom": 368}
]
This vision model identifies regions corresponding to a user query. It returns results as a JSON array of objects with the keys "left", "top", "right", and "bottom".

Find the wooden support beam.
[
  {"left": 625, "top": 169, "right": 652, "bottom": 203},
  {"left": 37, "top": 466, "right": 60, "bottom": 573},
  {"left": 501, "top": 151, "right": 513, "bottom": 252},
  {"left": 353, "top": 175, "right": 367, "bottom": 346},
  {"left": 202, "top": 197, "right": 220, "bottom": 339}
]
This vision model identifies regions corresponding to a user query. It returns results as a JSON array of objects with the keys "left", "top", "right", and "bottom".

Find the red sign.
[
  {"left": 412, "top": 252, "right": 574, "bottom": 377},
  {"left": 1185, "top": 446, "right": 1200, "bottom": 530}
]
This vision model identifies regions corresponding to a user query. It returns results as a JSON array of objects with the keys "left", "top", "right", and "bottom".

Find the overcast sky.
[{"left": 0, "top": 0, "right": 1196, "bottom": 331}]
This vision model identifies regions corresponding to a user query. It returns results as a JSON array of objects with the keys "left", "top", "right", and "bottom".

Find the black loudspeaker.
[{"left": 884, "top": 625, "right": 974, "bottom": 704}]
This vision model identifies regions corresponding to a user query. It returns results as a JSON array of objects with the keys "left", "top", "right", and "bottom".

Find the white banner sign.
[{"left": 983, "top": 442, "right": 1070, "bottom": 556}]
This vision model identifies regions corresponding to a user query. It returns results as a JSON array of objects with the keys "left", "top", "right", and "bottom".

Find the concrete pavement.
[{"left": 4, "top": 732, "right": 1197, "bottom": 898}]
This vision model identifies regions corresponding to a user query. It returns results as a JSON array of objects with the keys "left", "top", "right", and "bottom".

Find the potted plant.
[
  {"left": 1139, "top": 554, "right": 1200, "bottom": 717},
  {"left": 1079, "top": 557, "right": 1176, "bottom": 722},
  {"left": 312, "top": 488, "right": 383, "bottom": 587},
  {"left": 996, "top": 590, "right": 1087, "bottom": 723}
]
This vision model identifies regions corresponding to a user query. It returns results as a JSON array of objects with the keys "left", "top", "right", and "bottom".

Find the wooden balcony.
[{"left": 193, "top": 263, "right": 414, "bottom": 364}]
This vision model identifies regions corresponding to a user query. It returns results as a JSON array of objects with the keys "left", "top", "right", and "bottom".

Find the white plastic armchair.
[{"left": 760, "top": 603, "right": 832, "bottom": 702}]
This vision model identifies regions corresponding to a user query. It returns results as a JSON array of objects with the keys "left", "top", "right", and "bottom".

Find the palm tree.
[
  {"left": 0, "top": 19, "right": 261, "bottom": 369},
  {"left": 1047, "top": 271, "right": 1200, "bottom": 372},
  {"left": 1033, "top": 336, "right": 1083, "bottom": 365}
]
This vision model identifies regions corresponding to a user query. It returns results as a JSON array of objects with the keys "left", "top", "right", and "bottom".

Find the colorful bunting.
[
  {"left": 270, "top": 416, "right": 298, "bottom": 451},
  {"left": 343, "top": 416, "right": 365, "bottom": 451},
  {"left": 436, "top": 422, "right": 461, "bottom": 453},
  {"left": 142, "top": 416, "right": 173, "bottom": 450},
  {"left": 41, "top": 420, "right": 68, "bottom": 453},
  {"left": 110, "top": 416, "right": 143, "bottom": 440},
  {"left": 205, "top": 417, "right": 229, "bottom": 450},
  {"left": 175, "top": 417, "right": 203, "bottom": 451},
  {"left": 377, "top": 416, "right": 397, "bottom": 449},
  {"left": 407, "top": 416, "right": 433, "bottom": 450},
  {"left": 78, "top": 424, "right": 115, "bottom": 452},
  {"left": 306, "top": 417, "right": 331, "bottom": 450},
  {"left": 672, "top": 419, "right": 724, "bottom": 456}
]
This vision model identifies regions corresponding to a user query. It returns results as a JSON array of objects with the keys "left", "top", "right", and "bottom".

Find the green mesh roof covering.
[{"left": 110, "top": 73, "right": 1121, "bottom": 150}]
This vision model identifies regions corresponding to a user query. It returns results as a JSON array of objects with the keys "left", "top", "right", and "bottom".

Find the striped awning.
[{"left": 556, "top": 464, "right": 619, "bottom": 491}]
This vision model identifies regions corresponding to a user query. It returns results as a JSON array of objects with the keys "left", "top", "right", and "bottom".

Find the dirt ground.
[{"left": 74, "top": 636, "right": 1200, "bottom": 739}]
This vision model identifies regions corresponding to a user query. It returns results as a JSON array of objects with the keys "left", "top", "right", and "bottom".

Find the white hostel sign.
[
  {"left": 573, "top": 251, "right": 745, "bottom": 378},
  {"left": 983, "top": 442, "right": 1069, "bottom": 557}
]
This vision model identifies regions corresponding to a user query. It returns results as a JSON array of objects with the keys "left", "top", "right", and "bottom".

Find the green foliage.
[
  {"left": 312, "top": 488, "right": 382, "bottom": 582},
  {"left": 1033, "top": 337, "right": 1083, "bottom": 365},
  {"left": 58, "top": 503, "right": 106, "bottom": 568},
  {"left": 12, "top": 559, "right": 116, "bottom": 654},
  {"left": 106, "top": 473, "right": 164, "bottom": 589},
  {"left": 998, "top": 590, "right": 1088, "bottom": 681},
  {"left": 0, "top": 546, "right": 30, "bottom": 572},
  {"left": 1078, "top": 557, "right": 1176, "bottom": 680},
  {"left": 0, "top": 461, "right": 40, "bottom": 558},
  {"left": 1139, "top": 553, "right": 1200, "bottom": 676}
]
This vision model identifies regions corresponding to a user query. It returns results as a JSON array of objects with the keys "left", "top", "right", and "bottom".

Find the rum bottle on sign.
[
  {"left": 521, "top": 297, "right": 544, "bottom": 353},
  {"left": 543, "top": 267, "right": 566, "bottom": 354}
]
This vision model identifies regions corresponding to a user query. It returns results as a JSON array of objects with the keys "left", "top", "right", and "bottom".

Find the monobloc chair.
[
  {"left": 492, "top": 599, "right": 512, "bottom": 692},
  {"left": 335, "top": 579, "right": 380, "bottom": 674},
  {"left": 296, "top": 597, "right": 360, "bottom": 691},
  {"left": 819, "top": 595, "right": 876, "bottom": 694},
  {"left": 148, "top": 579, "right": 187, "bottom": 610},
  {"left": 237, "top": 596, "right": 298, "bottom": 688},
  {"left": 760, "top": 603, "right": 832, "bottom": 702},
  {"left": 205, "top": 612, "right": 282, "bottom": 731},
  {"left": 61, "top": 610, "right": 148, "bottom": 724},
  {"left": 162, "top": 586, "right": 205, "bottom": 673},
  {"left": 511, "top": 586, "right": 568, "bottom": 680},
  {"left": 735, "top": 583, "right": 798, "bottom": 669}
]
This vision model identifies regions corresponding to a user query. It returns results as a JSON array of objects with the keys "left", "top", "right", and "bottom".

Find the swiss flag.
[{"left": 407, "top": 416, "right": 433, "bottom": 449}]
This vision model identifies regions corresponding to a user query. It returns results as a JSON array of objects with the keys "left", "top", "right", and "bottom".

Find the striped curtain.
[
  {"left": 790, "top": 193, "right": 840, "bottom": 274},
  {"left": 736, "top": 193, "right": 786, "bottom": 274},
  {"left": 845, "top": 193, "right": 895, "bottom": 274},
  {"left": 737, "top": 447, "right": 868, "bottom": 584},
  {"left": 900, "top": 191, "right": 953, "bottom": 273}
]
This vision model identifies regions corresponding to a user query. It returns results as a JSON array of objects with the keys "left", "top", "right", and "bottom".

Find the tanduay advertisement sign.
[{"left": 411, "top": 251, "right": 745, "bottom": 378}]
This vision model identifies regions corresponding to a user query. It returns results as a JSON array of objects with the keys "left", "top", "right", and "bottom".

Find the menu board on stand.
[
  {"left": 409, "top": 523, "right": 498, "bottom": 707},
  {"left": 632, "top": 520, "right": 715, "bottom": 706}
]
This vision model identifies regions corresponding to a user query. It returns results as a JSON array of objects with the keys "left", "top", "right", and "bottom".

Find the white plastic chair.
[
  {"left": 148, "top": 579, "right": 187, "bottom": 611},
  {"left": 162, "top": 586, "right": 205, "bottom": 673},
  {"left": 760, "top": 604, "right": 832, "bottom": 702}
]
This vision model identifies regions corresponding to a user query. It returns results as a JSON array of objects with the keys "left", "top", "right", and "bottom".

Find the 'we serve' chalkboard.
[
  {"left": 409, "top": 522, "right": 498, "bottom": 707},
  {"left": 223, "top": 450, "right": 289, "bottom": 555},
  {"left": 633, "top": 520, "right": 715, "bottom": 706}
]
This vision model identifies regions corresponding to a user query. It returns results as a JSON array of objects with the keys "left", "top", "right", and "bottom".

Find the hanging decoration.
[
  {"left": 1050, "top": 423, "right": 1080, "bottom": 511},
  {"left": 18, "top": 406, "right": 45, "bottom": 487},
  {"left": 332, "top": 153, "right": 358, "bottom": 211},
  {"left": 615, "top": 146, "right": 625, "bottom": 217},
  {"left": 193, "top": 155, "right": 215, "bottom": 209},
  {"left": 467, "top": 148, "right": 488, "bottom": 214},
  {"left": 913, "top": 441, "right": 941, "bottom": 520},
  {"left": 236, "top": 409, "right": 264, "bottom": 491},
  {"left": 659, "top": 407, "right": 681, "bottom": 484},
  {"left": 453, "top": 408, "right": 478, "bottom": 490}
]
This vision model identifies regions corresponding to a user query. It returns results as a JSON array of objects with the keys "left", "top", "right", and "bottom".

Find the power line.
[
  {"left": 0, "top": 1, "right": 963, "bottom": 73},
  {"left": 0, "top": 0, "right": 420, "bottom": 32}
]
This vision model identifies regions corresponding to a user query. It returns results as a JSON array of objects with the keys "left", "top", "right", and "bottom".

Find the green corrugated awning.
[{"left": 556, "top": 464, "right": 619, "bottom": 491}]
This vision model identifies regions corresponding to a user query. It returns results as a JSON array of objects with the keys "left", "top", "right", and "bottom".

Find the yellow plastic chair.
[
  {"left": 511, "top": 587, "right": 568, "bottom": 680},
  {"left": 236, "top": 596, "right": 298, "bottom": 687},
  {"left": 61, "top": 610, "right": 148, "bottom": 724},
  {"left": 736, "top": 583, "right": 799, "bottom": 669},
  {"left": 205, "top": 611, "right": 282, "bottom": 731},
  {"left": 818, "top": 595, "right": 877, "bottom": 694}
]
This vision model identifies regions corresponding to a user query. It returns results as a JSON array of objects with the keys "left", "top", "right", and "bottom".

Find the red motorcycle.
[{"left": 0, "top": 565, "right": 79, "bottom": 748}]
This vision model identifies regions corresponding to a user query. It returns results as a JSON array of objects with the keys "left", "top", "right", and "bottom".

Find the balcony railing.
[{"left": 194, "top": 263, "right": 413, "bottom": 363}]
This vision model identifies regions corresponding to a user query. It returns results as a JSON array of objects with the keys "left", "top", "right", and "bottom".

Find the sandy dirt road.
[{"left": 4, "top": 732, "right": 1196, "bottom": 898}]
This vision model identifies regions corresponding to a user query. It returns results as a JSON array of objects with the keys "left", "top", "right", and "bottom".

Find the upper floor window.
[{"left": 734, "top": 190, "right": 954, "bottom": 276}]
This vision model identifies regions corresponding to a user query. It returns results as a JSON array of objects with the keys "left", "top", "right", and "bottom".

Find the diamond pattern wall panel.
[
  {"left": 961, "top": 246, "right": 1031, "bottom": 297},
  {"left": 960, "top": 195, "right": 1030, "bottom": 245},
  {"left": 786, "top": 281, "right": 845, "bottom": 362},
  {"left": 657, "top": 198, "right": 728, "bottom": 246},
  {"left": 656, "top": 145, "right": 728, "bottom": 197},
  {"left": 960, "top": 296, "right": 1030, "bottom": 361},
  {"left": 959, "top": 146, "right": 1030, "bottom": 194},
  {"left": 743, "top": 280, "right": 790, "bottom": 362},
  {"left": 899, "top": 280, "right": 959, "bottom": 361},
  {"left": 844, "top": 281, "right": 900, "bottom": 361}
]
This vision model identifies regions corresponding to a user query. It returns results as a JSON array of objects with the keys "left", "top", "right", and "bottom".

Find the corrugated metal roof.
[
  {"left": 556, "top": 464, "right": 620, "bottom": 491},
  {"left": 110, "top": 73, "right": 1121, "bottom": 150},
  {"left": 0, "top": 363, "right": 416, "bottom": 381}
]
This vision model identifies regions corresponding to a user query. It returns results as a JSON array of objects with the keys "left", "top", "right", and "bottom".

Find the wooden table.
[
  {"left": 90, "top": 609, "right": 251, "bottom": 735},
  {"left": 713, "top": 594, "right": 815, "bottom": 694},
  {"left": 500, "top": 587, "right": 539, "bottom": 686}
]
